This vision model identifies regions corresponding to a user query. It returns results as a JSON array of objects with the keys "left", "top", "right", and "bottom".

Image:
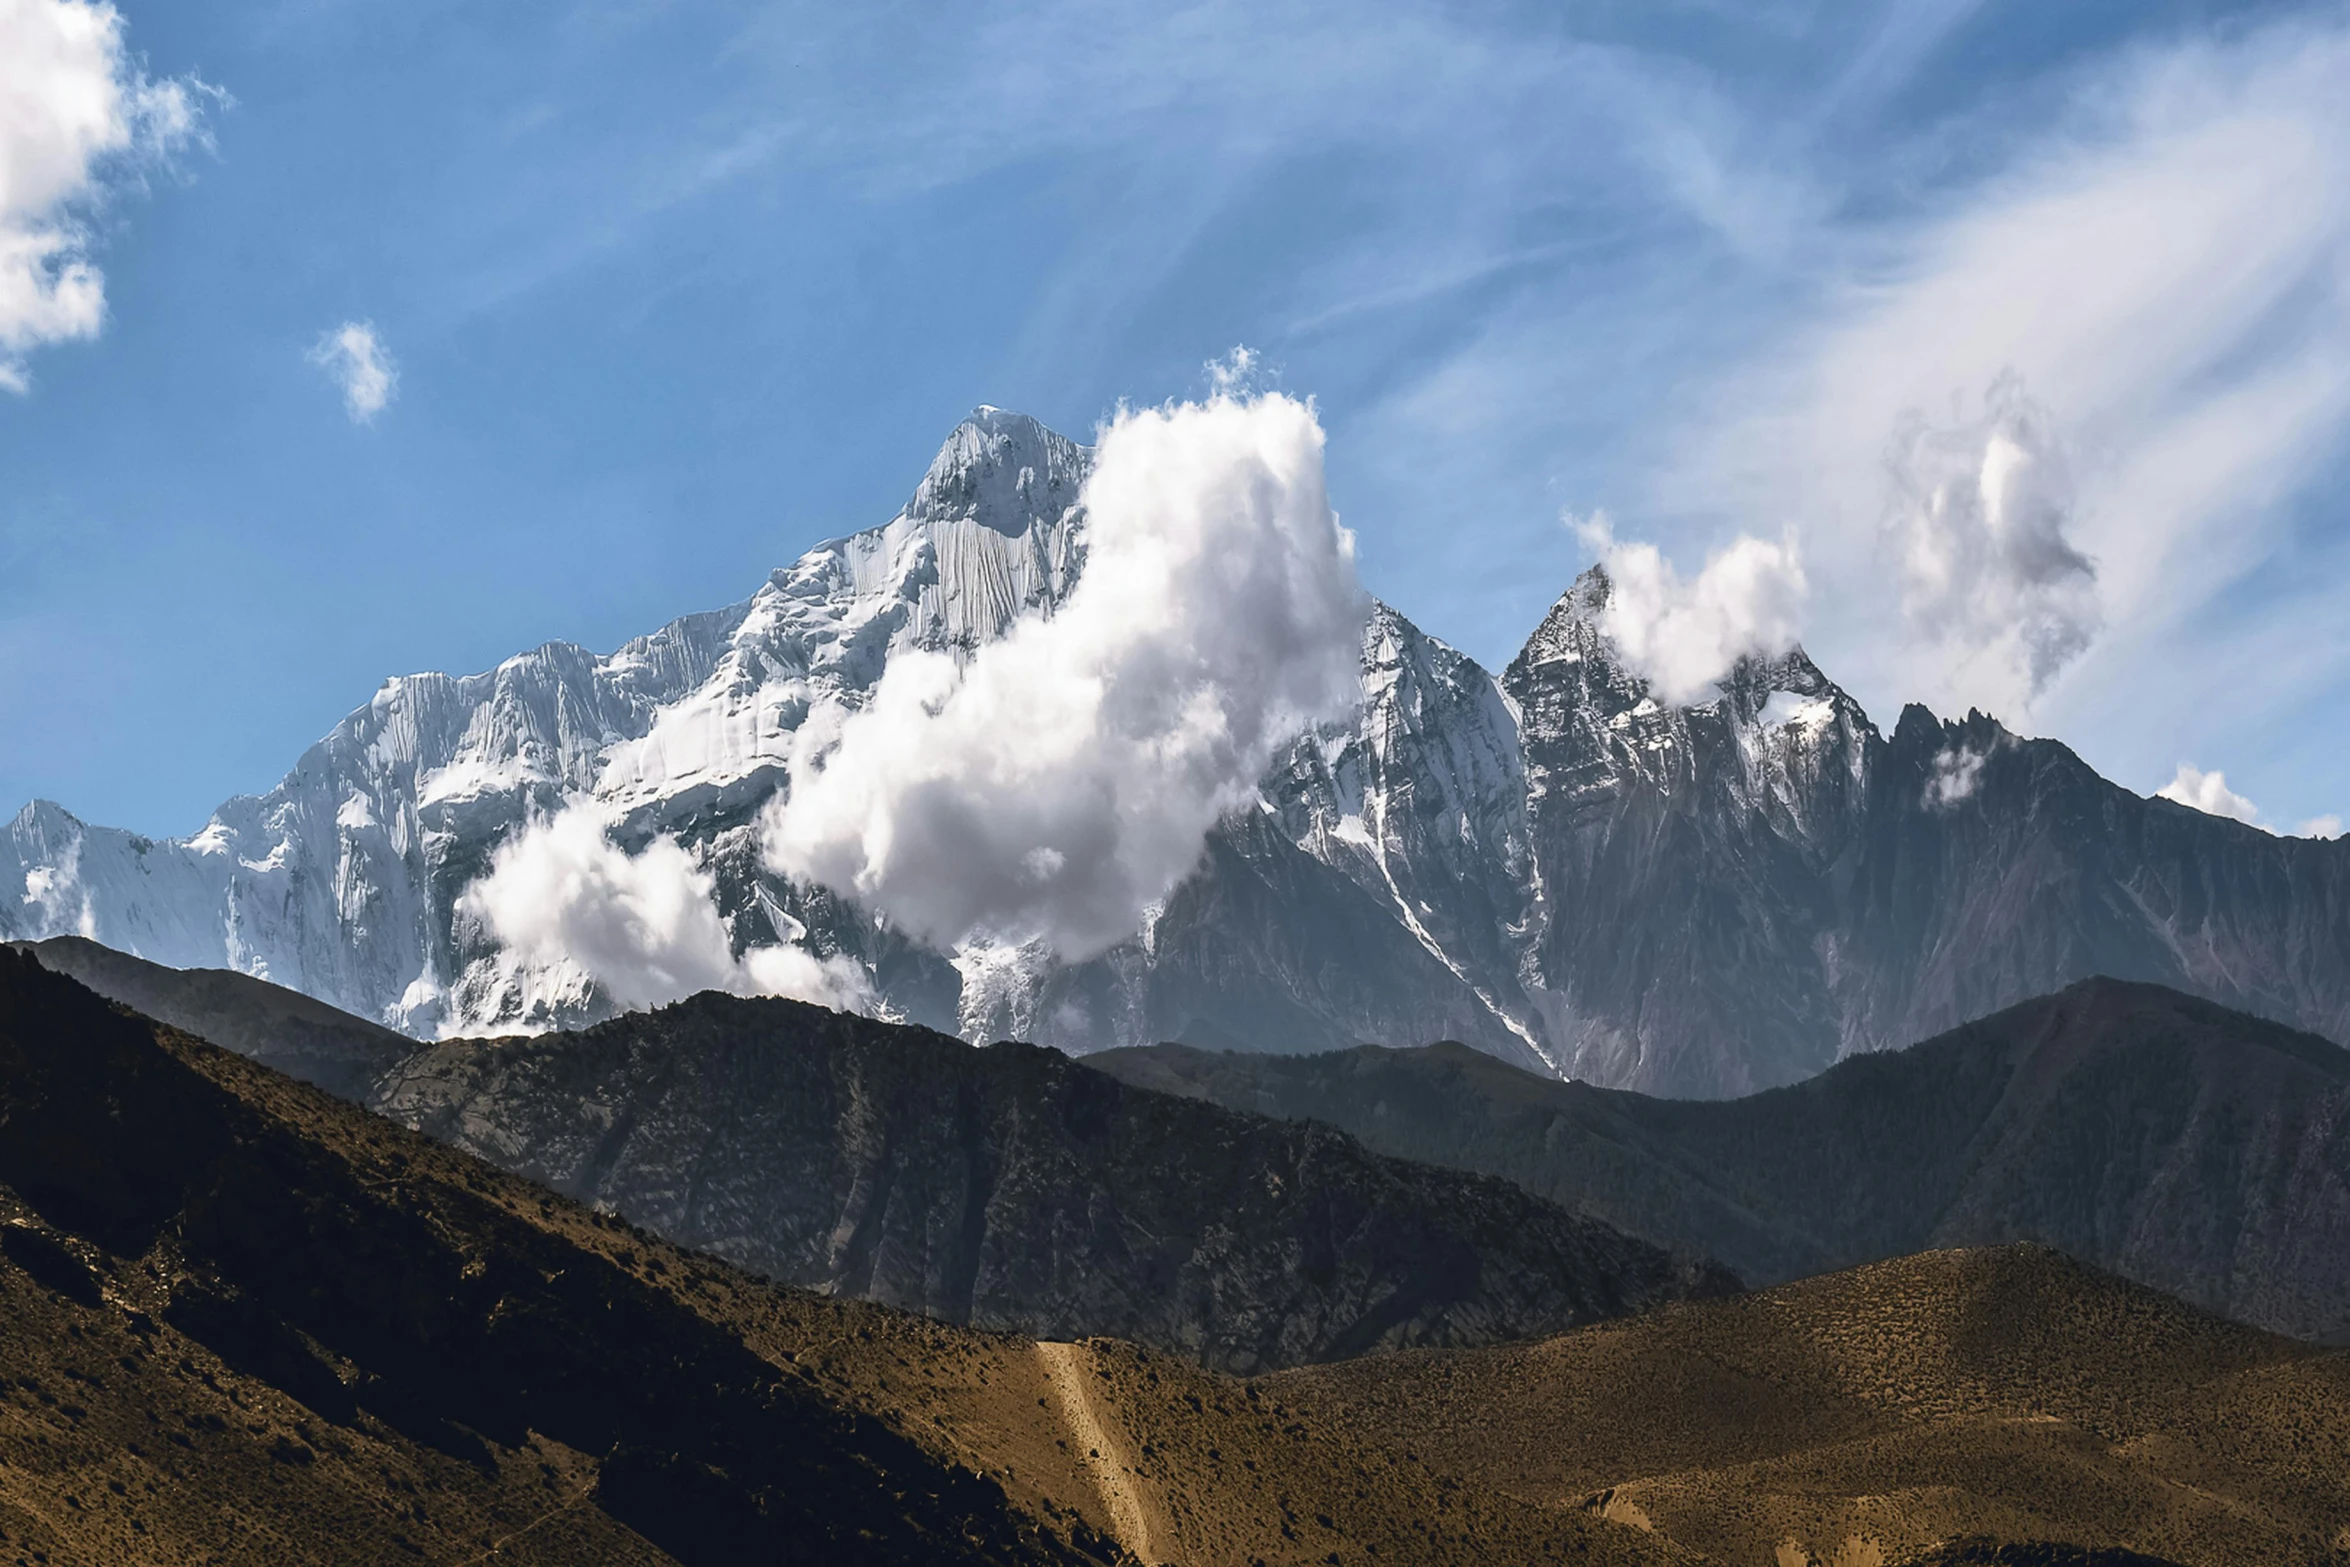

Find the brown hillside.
[
  {"left": 0, "top": 946, "right": 1680, "bottom": 1566},
  {"left": 6, "top": 948, "right": 2345, "bottom": 1566},
  {"left": 1266, "top": 1246, "right": 2350, "bottom": 1566}
]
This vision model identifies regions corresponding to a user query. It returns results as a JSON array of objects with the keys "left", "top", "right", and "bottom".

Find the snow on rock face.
[
  {"left": 5, "top": 411, "right": 1092, "bottom": 1036},
  {"left": 1758, "top": 691, "right": 1834, "bottom": 731},
  {"left": 595, "top": 416, "right": 1090, "bottom": 819},
  {"left": 1261, "top": 602, "right": 1548, "bottom": 1068}
]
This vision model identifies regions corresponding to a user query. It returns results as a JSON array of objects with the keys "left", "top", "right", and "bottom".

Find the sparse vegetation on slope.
[
  {"left": 0, "top": 947, "right": 1695, "bottom": 1566},
  {"left": 13, "top": 946, "right": 2348, "bottom": 1566},
  {"left": 0, "top": 947, "right": 1100, "bottom": 1565},
  {"left": 1266, "top": 1246, "right": 2350, "bottom": 1566}
]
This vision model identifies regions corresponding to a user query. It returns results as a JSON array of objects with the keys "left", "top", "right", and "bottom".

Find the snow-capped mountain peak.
[
  {"left": 9, "top": 412, "right": 2348, "bottom": 1097},
  {"left": 904, "top": 406, "right": 1090, "bottom": 536}
]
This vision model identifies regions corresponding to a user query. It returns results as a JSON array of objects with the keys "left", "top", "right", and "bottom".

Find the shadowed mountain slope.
[
  {"left": 18, "top": 937, "right": 1730, "bottom": 1375},
  {"left": 6, "top": 951, "right": 2342, "bottom": 1564},
  {"left": 0, "top": 945, "right": 1095, "bottom": 1566},
  {"left": 368, "top": 992, "right": 1734, "bottom": 1373},
  {"left": 9, "top": 934, "right": 413, "bottom": 1099},
  {"left": 1090, "top": 977, "right": 2350, "bottom": 1340}
]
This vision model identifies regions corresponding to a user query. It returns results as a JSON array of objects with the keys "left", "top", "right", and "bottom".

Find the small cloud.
[
  {"left": 2156, "top": 763, "right": 2263, "bottom": 827},
  {"left": 1575, "top": 513, "right": 1808, "bottom": 705},
  {"left": 2156, "top": 764, "right": 2340, "bottom": 840},
  {"left": 308, "top": 320, "right": 398, "bottom": 423},
  {"left": 1924, "top": 742, "right": 1989, "bottom": 810},
  {"left": 1205, "top": 344, "right": 1266, "bottom": 397}
]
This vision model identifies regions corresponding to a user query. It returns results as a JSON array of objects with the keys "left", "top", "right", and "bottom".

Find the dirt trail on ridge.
[{"left": 1037, "top": 1340, "right": 1158, "bottom": 1562}]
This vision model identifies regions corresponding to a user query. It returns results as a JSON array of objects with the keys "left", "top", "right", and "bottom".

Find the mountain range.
[
  {"left": 18, "top": 933, "right": 1730, "bottom": 1373},
  {"left": 7, "top": 408, "right": 2348, "bottom": 1096},
  {"left": 22, "top": 933, "right": 2350, "bottom": 1357},
  {"left": 368, "top": 991, "right": 1730, "bottom": 1373},
  {"left": 6, "top": 945, "right": 2345, "bottom": 1566},
  {"left": 1091, "top": 976, "right": 2350, "bottom": 1342}
]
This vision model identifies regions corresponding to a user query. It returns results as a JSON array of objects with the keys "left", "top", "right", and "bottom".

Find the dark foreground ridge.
[
  {"left": 1090, "top": 975, "right": 2350, "bottom": 1341},
  {"left": 0, "top": 947, "right": 1719, "bottom": 1566},
  {"left": 16, "top": 934, "right": 412, "bottom": 1098},
  {"left": 0, "top": 946, "right": 1095, "bottom": 1566}
]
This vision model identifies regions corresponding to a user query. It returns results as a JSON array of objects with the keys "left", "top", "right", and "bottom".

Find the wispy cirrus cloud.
[
  {"left": 1674, "top": 15, "right": 2350, "bottom": 737},
  {"left": 712, "top": 3, "right": 2350, "bottom": 836}
]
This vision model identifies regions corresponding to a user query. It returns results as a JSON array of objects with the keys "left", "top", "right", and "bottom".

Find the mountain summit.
[
  {"left": 7, "top": 413, "right": 2348, "bottom": 1095},
  {"left": 907, "top": 405, "right": 1090, "bottom": 536}
]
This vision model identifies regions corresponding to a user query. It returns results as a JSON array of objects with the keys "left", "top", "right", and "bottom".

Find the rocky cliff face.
[
  {"left": 1502, "top": 574, "right": 1879, "bottom": 1091},
  {"left": 7, "top": 411, "right": 2347, "bottom": 1096},
  {"left": 1089, "top": 977, "right": 2350, "bottom": 1340}
]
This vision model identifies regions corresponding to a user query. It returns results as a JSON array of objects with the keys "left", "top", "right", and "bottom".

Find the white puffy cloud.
[
  {"left": 308, "top": 320, "right": 398, "bottom": 423},
  {"left": 0, "top": 0, "right": 206, "bottom": 390},
  {"left": 1886, "top": 378, "right": 2097, "bottom": 709},
  {"left": 2299, "top": 814, "right": 2343, "bottom": 841},
  {"left": 457, "top": 804, "right": 876, "bottom": 1015},
  {"left": 2156, "top": 764, "right": 2262, "bottom": 828},
  {"left": 763, "top": 389, "right": 1367, "bottom": 960},
  {"left": 1574, "top": 514, "right": 1807, "bottom": 705}
]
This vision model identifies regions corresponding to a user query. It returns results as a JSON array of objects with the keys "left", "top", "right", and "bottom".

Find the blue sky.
[{"left": 4, "top": 0, "right": 2347, "bottom": 837}]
